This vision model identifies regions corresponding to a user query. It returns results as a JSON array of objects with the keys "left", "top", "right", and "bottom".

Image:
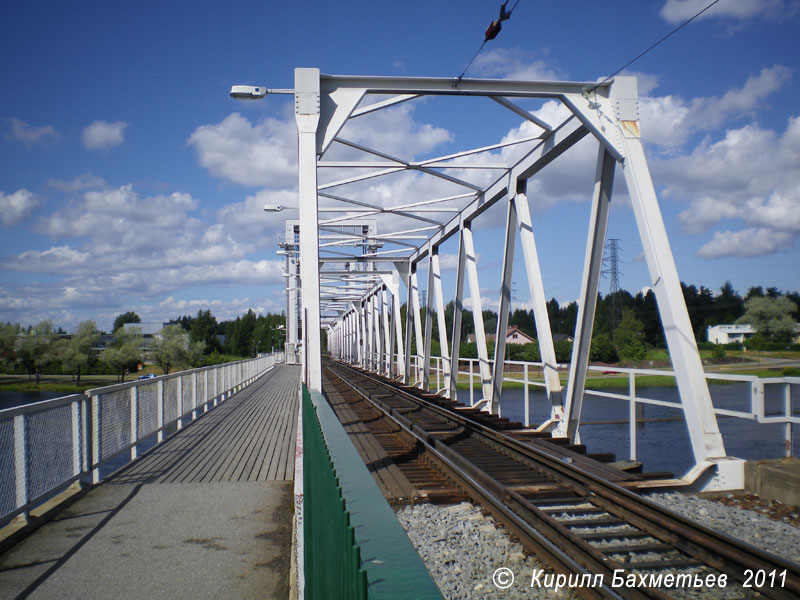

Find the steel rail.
[
  {"left": 324, "top": 360, "right": 800, "bottom": 600},
  {"left": 325, "top": 362, "right": 649, "bottom": 600}
]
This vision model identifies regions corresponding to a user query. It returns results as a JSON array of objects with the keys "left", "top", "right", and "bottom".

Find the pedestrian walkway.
[{"left": 0, "top": 365, "right": 300, "bottom": 600}]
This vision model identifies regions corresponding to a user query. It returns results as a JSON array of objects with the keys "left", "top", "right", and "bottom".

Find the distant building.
[
  {"left": 121, "top": 322, "right": 169, "bottom": 350},
  {"left": 706, "top": 323, "right": 800, "bottom": 344},
  {"left": 465, "top": 326, "right": 536, "bottom": 345},
  {"left": 506, "top": 326, "right": 536, "bottom": 345},
  {"left": 706, "top": 324, "right": 754, "bottom": 344},
  {"left": 122, "top": 322, "right": 166, "bottom": 336},
  {"left": 552, "top": 333, "right": 574, "bottom": 343}
]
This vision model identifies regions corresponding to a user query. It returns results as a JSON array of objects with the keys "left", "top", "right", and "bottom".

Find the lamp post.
[{"left": 230, "top": 70, "right": 325, "bottom": 393}]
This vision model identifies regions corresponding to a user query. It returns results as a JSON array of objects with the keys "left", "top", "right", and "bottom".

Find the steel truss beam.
[{"left": 290, "top": 69, "right": 726, "bottom": 472}]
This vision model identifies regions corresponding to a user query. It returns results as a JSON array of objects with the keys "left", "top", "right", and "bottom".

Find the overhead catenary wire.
[
  {"left": 456, "top": 0, "right": 522, "bottom": 84},
  {"left": 457, "top": 0, "right": 724, "bottom": 90},
  {"left": 586, "top": 0, "right": 724, "bottom": 94}
]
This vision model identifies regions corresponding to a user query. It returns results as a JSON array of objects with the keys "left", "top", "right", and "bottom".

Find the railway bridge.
[{"left": 1, "top": 70, "right": 798, "bottom": 599}]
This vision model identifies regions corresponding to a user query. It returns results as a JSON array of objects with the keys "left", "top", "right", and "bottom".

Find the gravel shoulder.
[{"left": 396, "top": 494, "right": 800, "bottom": 600}]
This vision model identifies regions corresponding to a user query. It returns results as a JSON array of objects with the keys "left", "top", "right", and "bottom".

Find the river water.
[
  {"left": 2, "top": 383, "right": 798, "bottom": 479},
  {"left": 457, "top": 383, "right": 800, "bottom": 477},
  {"left": 0, "top": 390, "right": 68, "bottom": 411}
]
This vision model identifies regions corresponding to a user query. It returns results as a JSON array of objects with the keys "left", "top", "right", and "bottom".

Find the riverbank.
[
  {"left": 0, "top": 374, "right": 126, "bottom": 394},
  {"left": 444, "top": 363, "right": 795, "bottom": 391}
]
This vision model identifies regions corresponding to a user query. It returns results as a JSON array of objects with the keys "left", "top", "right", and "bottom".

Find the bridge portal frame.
[{"left": 293, "top": 68, "right": 727, "bottom": 466}]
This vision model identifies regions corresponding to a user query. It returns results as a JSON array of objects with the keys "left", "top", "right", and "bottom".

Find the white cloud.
[
  {"left": 336, "top": 103, "right": 452, "bottom": 161},
  {"left": 656, "top": 115, "right": 800, "bottom": 257},
  {"left": 640, "top": 65, "right": 791, "bottom": 150},
  {"left": 82, "top": 120, "right": 128, "bottom": 150},
  {"left": 5, "top": 118, "right": 58, "bottom": 145},
  {"left": 471, "top": 48, "right": 563, "bottom": 81},
  {"left": 697, "top": 228, "right": 793, "bottom": 258},
  {"left": 216, "top": 188, "right": 298, "bottom": 247},
  {"left": 46, "top": 173, "right": 107, "bottom": 192},
  {"left": 0, "top": 189, "right": 37, "bottom": 227},
  {"left": 660, "top": 0, "right": 796, "bottom": 25},
  {"left": 188, "top": 112, "right": 297, "bottom": 188}
]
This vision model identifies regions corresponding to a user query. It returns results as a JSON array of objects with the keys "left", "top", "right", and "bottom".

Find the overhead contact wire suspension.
[{"left": 456, "top": 0, "right": 523, "bottom": 84}]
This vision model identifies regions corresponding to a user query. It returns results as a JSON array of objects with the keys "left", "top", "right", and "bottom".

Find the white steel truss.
[{"left": 285, "top": 68, "right": 728, "bottom": 474}]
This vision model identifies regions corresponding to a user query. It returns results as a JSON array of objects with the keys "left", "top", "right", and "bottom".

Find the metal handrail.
[
  {"left": 0, "top": 352, "right": 284, "bottom": 526},
  {"left": 359, "top": 351, "right": 797, "bottom": 465}
]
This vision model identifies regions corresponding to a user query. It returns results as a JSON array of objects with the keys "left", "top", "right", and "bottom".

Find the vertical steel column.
[
  {"left": 410, "top": 267, "right": 425, "bottom": 386},
  {"left": 130, "top": 386, "right": 138, "bottom": 460},
  {"left": 71, "top": 399, "right": 81, "bottom": 477},
  {"left": 403, "top": 263, "right": 414, "bottom": 383},
  {"left": 382, "top": 286, "right": 392, "bottom": 377},
  {"left": 490, "top": 193, "right": 518, "bottom": 415},
  {"left": 432, "top": 251, "right": 451, "bottom": 393},
  {"left": 351, "top": 309, "right": 358, "bottom": 364},
  {"left": 295, "top": 67, "right": 323, "bottom": 391},
  {"left": 564, "top": 148, "right": 614, "bottom": 441},
  {"left": 613, "top": 77, "right": 725, "bottom": 461},
  {"left": 365, "top": 294, "right": 374, "bottom": 371},
  {"left": 516, "top": 182, "right": 564, "bottom": 423},
  {"left": 374, "top": 291, "right": 384, "bottom": 373},
  {"left": 463, "top": 223, "right": 493, "bottom": 407},
  {"left": 13, "top": 415, "right": 26, "bottom": 511},
  {"left": 357, "top": 302, "right": 366, "bottom": 367},
  {"left": 448, "top": 222, "right": 468, "bottom": 399},
  {"left": 422, "top": 250, "right": 436, "bottom": 390},
  {"left": 391, "top": 269, "right": 404, "bottom": 378}
]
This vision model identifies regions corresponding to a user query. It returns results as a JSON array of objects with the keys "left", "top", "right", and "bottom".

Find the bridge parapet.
[
  {"left": 302, "top": 384, "right": 442, "bottom": 599},
  {"left": 0, "top": 352, "right": 283, "bottom": 530}
]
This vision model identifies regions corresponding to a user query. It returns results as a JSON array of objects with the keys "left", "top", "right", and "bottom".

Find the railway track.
[{"left": 323, "top": 360, "right": 800, "bottom": 600}]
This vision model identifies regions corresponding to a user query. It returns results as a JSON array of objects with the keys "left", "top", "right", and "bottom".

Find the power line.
[
  {"left": 587, "top": 0, "right": 724, "bottom": 95},
  {"left": 603, "top": 239, "right": 622, "bottom": 333},
  {"left": 456, "top": 0, "right": 523, "bottom": 83}
]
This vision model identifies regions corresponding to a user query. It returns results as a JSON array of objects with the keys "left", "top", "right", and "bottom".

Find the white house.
[
  {"left": 707, "top": 323, "right": 800, "bottom": 344},
  {"left": 706, "top": 324, "right": 755, "bottom": 344},
  {"left": 465, "top": 326, "right": 536, "bottom": 345}
]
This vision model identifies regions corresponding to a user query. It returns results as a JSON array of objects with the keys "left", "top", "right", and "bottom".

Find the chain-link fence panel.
[
  {"left": 99, "top": 390, "right": 131, "bottom": 462},
  {"left": 163, "top": 377, "right": 179, "bottom": 424},
  {"left": 26, "top": 402, "right": 75, "bottom": 500},
  {"left": 137, "top": 381, "right": 160, "bottom": 438},
  {"left": 0, "top": 419, "right": 16, "bottom": 519},
  {"left": 181, "top": 374, "right": 193, "bottom": 414},
  {"left": 197, "top": 372, "right": 207, "bottom": 407}
]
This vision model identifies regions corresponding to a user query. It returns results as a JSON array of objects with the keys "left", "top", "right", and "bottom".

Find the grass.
[{"left": 0, "top": 374, "right": 128, "bottom": 393}]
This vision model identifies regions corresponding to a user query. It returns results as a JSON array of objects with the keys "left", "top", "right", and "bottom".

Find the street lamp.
[{"left": 229, "top": 85, "right": 294, "bottom": 99}]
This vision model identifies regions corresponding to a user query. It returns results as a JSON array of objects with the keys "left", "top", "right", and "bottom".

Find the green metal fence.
[
  {"left": 303, "top": 386, "right": 368, "bottom": 600},
  {"left": 302, "top": 385, "right": 443, "bottom": 599}
]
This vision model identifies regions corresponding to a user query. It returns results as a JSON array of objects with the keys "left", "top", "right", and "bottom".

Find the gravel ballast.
[
  {"left": 647, "top": 492, "right": 800, "bottom": 563},
  {"left": 396, "top": 494, "right": 800, "bottom": 600},
  {"left": 396, "top": 502, "right": 577, "bottom": 599}
]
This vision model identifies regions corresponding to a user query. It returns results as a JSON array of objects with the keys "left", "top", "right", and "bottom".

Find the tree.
[
  {"left": 102, "top": 327, "right": 142, "bottom": 382},
  {"left": 613, "top": 308, "right": 646, "bottom": 364},
  {"left": 737, "top": 296, "right": 796, "bottom": 343},
  {"left": 62, "top": 320, "right": 100, "bottom": 385},
  {"left": 713, "top": 281, "right": 744, "bottom": 324},
  {"left": 150, "top": 325, "right": 191, "bottom": 374},
  {"left": 189, "top": 309, "right": 220, "bottom": 352},
  {"left": 113, "top": 311, "right": 141, "bottom": 332},
  {"left": 16, "top": 321, "right": 57, "bottom": 383},
  {"left": 0, "top": 322, "right": 20, "bottom": 368},
  {"left": 590, "top": 332, "right": 618, "bottom": 363}
]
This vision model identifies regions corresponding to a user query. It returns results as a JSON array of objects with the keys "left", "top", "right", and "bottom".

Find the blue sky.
[{"left": 1, "top": 0, "right": 799, "bottom": 332}]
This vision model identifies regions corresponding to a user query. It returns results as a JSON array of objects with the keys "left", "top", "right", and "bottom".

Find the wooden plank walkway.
[
  {"left": 113, "top": 364, "right": 300, "bottom": 484},
  {"left": 0, "top": 364, "right": 301, "bottom": 599}
]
